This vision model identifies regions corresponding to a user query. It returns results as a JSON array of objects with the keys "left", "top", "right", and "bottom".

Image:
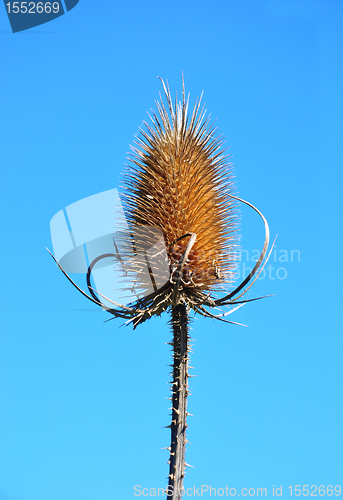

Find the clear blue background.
[{"left": 0, "top": 1, "right": 342, "bottom": 499}]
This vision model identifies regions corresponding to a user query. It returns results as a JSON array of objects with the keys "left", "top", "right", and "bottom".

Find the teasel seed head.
[{"left": 119, "top": 77, "right": 238, "bottom": 316}]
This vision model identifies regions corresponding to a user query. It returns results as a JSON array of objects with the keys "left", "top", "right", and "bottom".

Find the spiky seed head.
[{"left": 120, "top": 77, "right": 238, "bottom": 318}]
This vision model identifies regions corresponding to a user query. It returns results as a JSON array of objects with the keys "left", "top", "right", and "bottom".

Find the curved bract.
[{"left": 47, "top": 191, "right": 275, "bottom": 328}]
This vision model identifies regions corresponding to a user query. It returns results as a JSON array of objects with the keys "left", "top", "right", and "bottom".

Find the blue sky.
[{"left": 0, "top": 1, "right": 342, "bottom": 499}]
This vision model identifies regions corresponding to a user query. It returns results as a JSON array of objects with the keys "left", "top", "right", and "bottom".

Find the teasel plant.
[{"left": 48, "top": 76, "right": 275, "bottom": 500}]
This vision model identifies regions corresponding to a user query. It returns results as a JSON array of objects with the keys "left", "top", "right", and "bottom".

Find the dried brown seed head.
[{"left": 120, "top": 78, "right": 238, "bottom": 302}]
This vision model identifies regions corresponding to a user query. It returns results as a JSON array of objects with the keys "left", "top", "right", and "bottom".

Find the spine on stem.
[{"left": 167, "top": 304, "right": 190, "bottom": 500}]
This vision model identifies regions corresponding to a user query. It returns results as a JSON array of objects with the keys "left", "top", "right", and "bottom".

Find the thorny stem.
[{"left": 167, "top": 303, "right": 190, "bottom": 499}]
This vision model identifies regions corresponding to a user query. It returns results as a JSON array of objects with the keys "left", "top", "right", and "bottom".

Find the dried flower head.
[{"left": 118, "top": 78, "right": 237, "bottom": 317}]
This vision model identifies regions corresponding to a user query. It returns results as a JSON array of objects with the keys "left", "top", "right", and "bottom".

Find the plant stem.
[{"left": 167, "top": 303, "right": 189, "bottom": 500}]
